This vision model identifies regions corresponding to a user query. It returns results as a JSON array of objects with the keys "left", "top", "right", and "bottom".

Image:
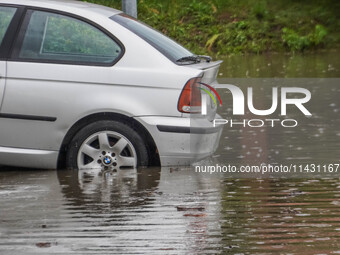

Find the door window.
[{"left": 18, "top": 10, "right": 122, "bottom": 65}]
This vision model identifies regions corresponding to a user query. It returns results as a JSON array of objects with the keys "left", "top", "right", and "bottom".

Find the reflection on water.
[
  {"left": 218, "top": 50, "right": 340, "bottom": 78},
  {"left": 0, "top": 167, "right": 339, "bottom": 254}
]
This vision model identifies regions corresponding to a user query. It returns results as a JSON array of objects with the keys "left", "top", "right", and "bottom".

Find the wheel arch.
[{"left": 57, "top": 112, "right": 160, "bottom": 169}]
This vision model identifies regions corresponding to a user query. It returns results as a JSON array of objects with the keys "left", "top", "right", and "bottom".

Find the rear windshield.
[{"left": 111, "top": 14, "right": 192, "bottom": 63}]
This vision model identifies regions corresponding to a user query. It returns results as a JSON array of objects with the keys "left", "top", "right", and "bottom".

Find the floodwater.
[
  {"left": 0, "top": 168, "right": 339, "bottom": 254},
  {"left": 0, "top": 51, "right": 339, "bottom": 254},
  {"left": 211, "top": 77, "right": 340, "bottom": 167},
  {"left": 212, "top": 50, "right": 340, "bottom": 167},
  {"left": 218, "top": 50, "right": 340, "bottom": 78}
]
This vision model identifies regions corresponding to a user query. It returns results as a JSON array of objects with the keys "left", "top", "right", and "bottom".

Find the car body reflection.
[{"left": 57, "top": 168, "right": 161, "bottom": 207}]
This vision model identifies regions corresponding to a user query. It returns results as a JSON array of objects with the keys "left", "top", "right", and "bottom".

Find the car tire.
[{"left": 66, "top": 120, "right": 149, "bottom": 170}]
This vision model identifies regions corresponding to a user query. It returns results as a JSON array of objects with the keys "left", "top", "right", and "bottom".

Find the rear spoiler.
[{"left": 192, "top": 60, "right": 223, "bottom": 70}]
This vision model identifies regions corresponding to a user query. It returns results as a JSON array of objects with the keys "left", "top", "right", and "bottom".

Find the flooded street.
[
  {"left": 211, "top": 78, "right": 340, "bottom": 167},
  {"left": 1, "top": 51, "right": 339, "bottom": 254},
  {"left": 0, "top": 168, "right": 339, "bottom": 254}
]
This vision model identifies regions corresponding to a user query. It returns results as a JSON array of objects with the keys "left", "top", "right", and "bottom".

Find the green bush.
[
  {"left": 83, "top": 0, "right": 339, "bottom": 55},
  {"left": 282, "top": 25, "right": 328, "bottom": 51}
]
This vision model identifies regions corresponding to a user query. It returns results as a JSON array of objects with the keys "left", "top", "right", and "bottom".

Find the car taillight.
[{"left": 178, "top": 78, "right": 202, "bottom": 113}]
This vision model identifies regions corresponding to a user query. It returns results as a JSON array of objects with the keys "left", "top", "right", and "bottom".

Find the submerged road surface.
[{"left": 0, "top": 167, "right": 339, "bottom": 254}]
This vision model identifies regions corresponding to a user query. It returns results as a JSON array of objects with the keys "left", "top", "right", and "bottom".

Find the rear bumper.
[{"left": 134, "top": 115, "right": 223, "bottom": 166}]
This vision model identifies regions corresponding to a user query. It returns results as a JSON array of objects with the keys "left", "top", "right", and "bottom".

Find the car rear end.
[
  {"left": 110, "top": 13, "right": 224, "bottom": 166},
  {"left": 134, "top": 59, "right": 224, "bottom": 166}
]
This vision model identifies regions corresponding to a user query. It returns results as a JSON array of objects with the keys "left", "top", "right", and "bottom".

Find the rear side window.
[
  {"left": 0, "top": 6, "right": 16, "bottom": 45},
  {"left": 111, "top": 14, "right": 192, "bottom": 63},
  {"left": 18, "top": 10, "right": 122, "bottom": 65}
]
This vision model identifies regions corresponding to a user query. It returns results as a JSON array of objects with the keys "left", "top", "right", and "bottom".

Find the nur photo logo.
[{"left": 200, "top": 83, "right": 312, "bottom": 128}]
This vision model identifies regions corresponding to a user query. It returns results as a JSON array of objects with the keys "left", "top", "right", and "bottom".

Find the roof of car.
[{"left": 0, "top": 0, "right": 122, "bottom": 17}]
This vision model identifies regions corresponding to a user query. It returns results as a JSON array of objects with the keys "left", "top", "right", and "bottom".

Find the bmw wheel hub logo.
[{"left": 103, "top": 156, "right": 112, "bottom": 165}]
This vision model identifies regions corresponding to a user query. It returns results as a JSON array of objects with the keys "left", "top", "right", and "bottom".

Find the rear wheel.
[{"left": 66, "top": 120, "right": 149, "bottom": 170}]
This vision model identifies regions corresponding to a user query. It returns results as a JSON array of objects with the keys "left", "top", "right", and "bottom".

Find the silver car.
[{"left": 0, "top": 0, "right": 223, "bottom": 170}]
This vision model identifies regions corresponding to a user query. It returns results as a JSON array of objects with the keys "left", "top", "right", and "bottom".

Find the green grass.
[{"left": 83, "top": 0, "right": 340, "bottom": 55}]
